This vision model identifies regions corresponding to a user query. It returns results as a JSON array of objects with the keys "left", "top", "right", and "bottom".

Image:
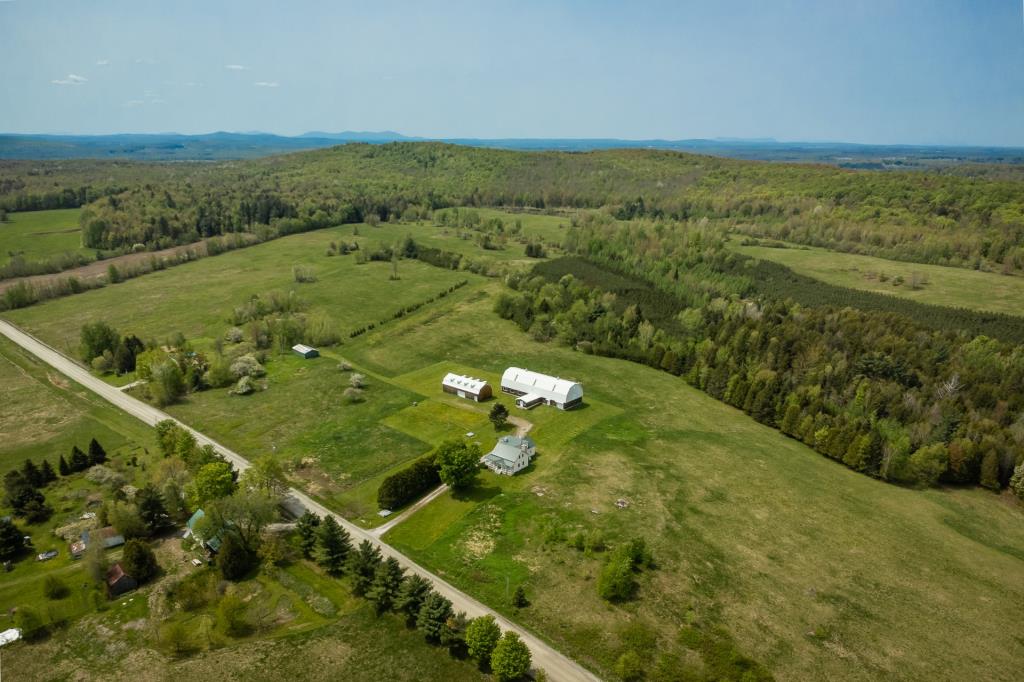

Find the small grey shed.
[{"left": 292, "top": 344, "right": 319, "bottom": 359}]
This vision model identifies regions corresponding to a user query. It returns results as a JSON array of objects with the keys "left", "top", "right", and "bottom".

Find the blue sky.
[{"left": 1, "top": 0, "right": 1022, "bottom": 145}]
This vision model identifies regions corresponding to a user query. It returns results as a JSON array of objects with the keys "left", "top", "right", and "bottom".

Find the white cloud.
[
  {"left": 51, "top": 73, "right": 87, "bottom": 86},
  {"left": 135, "top": 58, "right": 155, "bottom": 65},
  {"left": 225, "top": 64, "right": 247, "bottom": 71},
  {"left": 124, "top": 100, "right": 145, "bottom": 107},
  {"left": 253, "top": 81, "right": 279, "bottom": 88},
  {"left": 96, "top": 59, "right": 110, "bottom": 67}
]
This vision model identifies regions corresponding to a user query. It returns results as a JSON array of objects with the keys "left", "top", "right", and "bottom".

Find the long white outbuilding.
[{"left": 500, "top": 367, "right": 583, "bottom": 410}]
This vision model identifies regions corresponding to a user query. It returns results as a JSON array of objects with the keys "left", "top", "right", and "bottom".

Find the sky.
[{"left": 1, "top": 0, "right": 1022, "bottom": 145}]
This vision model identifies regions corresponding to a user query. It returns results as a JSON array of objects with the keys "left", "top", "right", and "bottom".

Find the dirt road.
[{"left": 0, "top": 319, "right": 600, "bottom": 682}]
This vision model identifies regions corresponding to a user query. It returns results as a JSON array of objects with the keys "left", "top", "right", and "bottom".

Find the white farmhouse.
[
  {"left": 500, "top": 367, "right": 583, "bottom": 410},
  {"left": 482, "top": 435, "right": 536, "bottom": 475}
]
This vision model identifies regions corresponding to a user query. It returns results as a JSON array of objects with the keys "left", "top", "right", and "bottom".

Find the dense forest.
[
  {"left": 2, "top": 143, "right": 1023, "bottom": 272},
  {"left": 494, "top": 218, "right": 1024, "bottom": 493}
]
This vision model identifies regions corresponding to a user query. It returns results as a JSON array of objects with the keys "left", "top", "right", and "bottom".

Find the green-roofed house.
[
  {"left": 186, "top": 509, "right": 223, "bottom": 553},
  {"left": 482, "top": 435, "right": 536, "bottom": 475}
]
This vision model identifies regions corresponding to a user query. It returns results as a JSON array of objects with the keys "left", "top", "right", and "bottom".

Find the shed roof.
[
  {"left": 106, "top": 562, "right": 130, "bottom": 586},
  {"left": 292, "top": 344, "right": 317, "bottom": 354},
  {"left": 442, "top": 373, "right": 489, "bottom": 394}
]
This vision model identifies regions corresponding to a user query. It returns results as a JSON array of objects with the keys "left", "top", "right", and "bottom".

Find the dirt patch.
[
  {"left": 0, "top": 239, "right": 214, "bottom": 296},
  {"left": 461, "top": 504, "right": 503, "bottom": 562}
]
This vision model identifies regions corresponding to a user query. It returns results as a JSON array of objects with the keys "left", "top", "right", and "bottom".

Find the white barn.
[
  {"left": 441, "top": 373, "right": 492, "bottom": 402},
  {"left": 500, "top": 367, "right": 583, "bottom": 410}
]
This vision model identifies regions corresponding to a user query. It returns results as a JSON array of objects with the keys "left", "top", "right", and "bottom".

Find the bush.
[
  {"left": 377, "top": 455, "right": 440, "bottom": 510},
  {"left": 342, "top": 386, "right": 365, "bottom": 404},
  {"left": 121, "top": 539, "right": 159, "bottom": 583},
  {"left": 14, "top": 606, "right": 46, "bottom": 641},
  {"left": 216, "top": 593, "right": 252, "bottom": 636},
  {"left": 229, "top": 354, "right": 265, "bottom": 379},
  {"left": 491, "top": 631, "right": 532, "bottom": 681},
  {"left": 597, "top": 547, "right": 637, "bottom": 601},
  {"left": 231, "top": 375, "right": 257, "bottom": 396},
  {"left": 43, "top": 575, "right": 69, "bottom": 600}
]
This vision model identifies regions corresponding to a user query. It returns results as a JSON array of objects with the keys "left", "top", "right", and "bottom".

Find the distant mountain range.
[{"left": 1, "top": 131, "right": 1022, "bottom": 167}]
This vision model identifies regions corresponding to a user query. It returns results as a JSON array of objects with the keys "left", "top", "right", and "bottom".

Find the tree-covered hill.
[{"left": 1, "top": 141, "right": 1022, "bottom": 271}]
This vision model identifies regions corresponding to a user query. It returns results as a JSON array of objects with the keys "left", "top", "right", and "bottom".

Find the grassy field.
[
  {"left": 0, "top": 209, "right": 89, "bottom": 266},
  {"left": 0, "top": 336, "right": 485, "bottom": 682},
  {"left": 4, "top": 221, "right": 480, "bottom": 355},
  {"left": 343, "top": 283, "right": 1024, "bottom": 681},
  {"left": 732, "top": 240, "right": 1024, "bottom": 317},
  {"left": 5, "top": 217, "right": 1024, "bottom": 680}
]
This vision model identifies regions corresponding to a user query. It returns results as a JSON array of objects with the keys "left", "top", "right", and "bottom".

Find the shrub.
[
  {"left": 121, "top": 539, "right": 159, "bottom": 583},
  {"left": 43, "top": 575, "right": 69, "bottom": 600},
  {"left": 342, "top": 386, "right": 365, "bottom": 404},
  {"left": 491, "top": 631, "right": 532, "bottom": 681},
  {"left": 377, "top": 455, "right": 440, "bottom": 510},
  {"left": 229, "top": 354, "right": 265, "bottom": 379},
  {"left": 231, "top": 375, "right": 257, "bottom": 396}
]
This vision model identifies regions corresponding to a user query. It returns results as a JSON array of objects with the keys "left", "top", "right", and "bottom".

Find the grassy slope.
[
  {"left": 4, "top": 217, "right": 1024, "bottom": 680},
  {"left": 346, "top": 283, "right": 1024, "bottom": 681},
  {"left": 0, "top": 209, "right": 87, "bottom": 266},
  {"left": 4, "top": 222, "right": 477, "bottom": 354},
  {"left": 733, "top": 241, "right": 1024, "bottom": 317}
]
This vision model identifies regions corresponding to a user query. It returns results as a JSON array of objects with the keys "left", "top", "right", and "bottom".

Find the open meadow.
[
  {"left": 0, "top": 209, "right": 89, "bottom": 267},
  {"left": 4, "top": 216, "right": 1024, "bottom": 681},
  {"left": 732, "top": 240, "right": 1024, "bottom": 317}
]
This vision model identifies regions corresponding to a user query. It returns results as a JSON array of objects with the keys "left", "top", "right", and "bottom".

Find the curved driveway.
[{"left": 0, "top": 319, "right": 600, "bottom": 682}]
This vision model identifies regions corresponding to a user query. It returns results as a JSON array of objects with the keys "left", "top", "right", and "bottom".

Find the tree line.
[{"left": 495, "top": 221, "right": 1024, "bottom": 494}]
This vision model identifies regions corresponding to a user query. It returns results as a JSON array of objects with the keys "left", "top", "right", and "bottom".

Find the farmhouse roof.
[
  {"left": 487, "top": 435, "right": 535, "bottom": 464},
  {"left": 442, "top": 373, "right": 489, "bottom": 393}
]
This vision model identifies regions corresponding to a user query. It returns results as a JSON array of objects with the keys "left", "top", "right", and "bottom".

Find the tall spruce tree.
[
  {"left": 39, "top": 460, "right": 57, "bottom": 484},
  {"left": 296, "top": 510, "right": 321, "bottom": 559},
  {"left": 366, "top": 556, "right": 405, "bottom": 614},
  {"left": 416, "top": 592, "right": 453, "bottom": 642},
  {"left": 69, "top": 446, "right": 89, "bottom": 472},
  {"left": 58, "top": 454, "right": 70, "bottom": 476},
  {"left": 21, "top": 460, "right": 42, "bottom": 488},
  {"left": 88, "top": 438, "right": 107, "bottom": 466},
  {"left": 396, "top": 574, "right": 433, "bottom": 622},
  {"left": 316, "top": 515, "right": 351, "bottom": 575},
  {"left": 347, "top": 539, "right": 383, "bottom": 596}
]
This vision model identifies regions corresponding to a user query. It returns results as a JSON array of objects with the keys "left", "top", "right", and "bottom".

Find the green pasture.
[
  {"left": 0, "top": 208, "right": 89, "bottom": 266},
  {"left": 732, "top": 240, "right": 1024, "bottom": 317}
]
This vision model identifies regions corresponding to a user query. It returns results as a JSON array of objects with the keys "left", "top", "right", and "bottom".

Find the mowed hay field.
[
  {"left": 4, "top": 217, "right": 1024, "bottom": 680},
  {"left": 732, "top": 240, "right": 1024, "bottom": 317},
  {"left": 0, "top": 208, "right": 89, "bottom": 266},
  {"left": 4, "top": 221, "right": 481, "bottom": 354},
  {"left": 0, "top": 334, "right": 150, "bottom": 476}
]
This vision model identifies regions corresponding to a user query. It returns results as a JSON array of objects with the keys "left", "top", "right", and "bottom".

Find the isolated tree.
[
  {"left": 88, "top": 438, "right": 107, "bottom": 465},
  {"left": 43, "top": 574, "right": 69, "bottom": 600},
  {"left": 491, "top": 631, "right": 532, "bottom": 681},
  {"left": 121, "top": 539, "right": 159, "bottom": 583},
  {"left": 348, "top": 539, "right": 383, "bottom": 596},
  {"left": 189, "top": 461, "right": 236, "bottom": 507},
  {"left": 150, "top": 359, "right": 186, "bottom": 407},
  {"left": 511, "top": 585, "right": 528, "bottom": 608},
  {"left": 466, "top": 614, "right": 502, "bottom": 667},
  {"left": 0, "top": 517, "right": 26, "bottom": 560},
  {"left": 614, "top": 650, "right": 644, "bottom": 682},
  {"left": 367, "top": 556, "right": 405, "bottom": 613},
  {"left": 14, "top": 606, "right": 46, "bottom": 641},
  {"left": 58, "top": 454, "right": 70, "bottom": 476},
  {"left": 316, "top": 515, "right": 351, "bottom": 574},
  {"left": 217, "top": 531, "right": 255, "bottom": 580},
  {"left": 416, "top": 592, "right": 453, "bottom": 642},
  {"left": 434, "top": 440, "right": 480, "bottom": 490},
  {"left": 297, "top": 510, "right": 321, "bottom": 559},
  {"left": 396, "top": 574, "right": 433, "bottom": 622},
  {"left": 216, "top": 593, "right": 251, "bottom": 637},
  {"left": 489, "top": 403, "right": 509, "bottom": 430},
  {"left": 597, "top": 547, "right": 637, "bottom": 601}
]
